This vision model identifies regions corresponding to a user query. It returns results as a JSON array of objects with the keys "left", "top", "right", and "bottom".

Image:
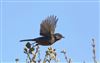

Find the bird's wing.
[{"left": 40, "top": 15, "right": 58, "bottom": 37}]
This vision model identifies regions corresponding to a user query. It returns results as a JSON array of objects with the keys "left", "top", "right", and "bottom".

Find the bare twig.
[
  {"left": 61, "top": 49, "right": 72, "bottom": 63},
  {"left": 92, "top": 38, "right": 97, "bottom": 63},
  {"left": 32, "top": 45, "right": 40, "bottom": 63},
  {"left": 69, "top": 58, "right": 72, "bottom": 63},
  {"left": 15, "top": 58, "right": 19, "bottom": 63},
  {"left": 83, "top": 61, "right": 85, "bottom": 63}
]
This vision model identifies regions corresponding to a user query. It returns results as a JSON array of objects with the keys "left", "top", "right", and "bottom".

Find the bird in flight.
[{"left": 20, "top": 15, "right": 64, "bottom": 46}]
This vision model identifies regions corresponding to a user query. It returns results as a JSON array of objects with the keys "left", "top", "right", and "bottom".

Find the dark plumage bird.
[{"left": 20, "top": 15, "right": 64, "bottom": 46}]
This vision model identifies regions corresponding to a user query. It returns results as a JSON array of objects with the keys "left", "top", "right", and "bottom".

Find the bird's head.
[{"left": 54, "top": 33, "right": 64, "bottom": 41}]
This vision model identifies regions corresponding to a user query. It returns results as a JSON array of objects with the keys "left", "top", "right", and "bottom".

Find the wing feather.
[{"left": 40, "top": 15, "right": 58, "bottom": 36}]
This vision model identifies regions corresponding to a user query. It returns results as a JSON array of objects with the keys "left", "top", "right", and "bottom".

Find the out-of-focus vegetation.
[{"left": 15, "top": 38, "right": 99, "bottom": 63}]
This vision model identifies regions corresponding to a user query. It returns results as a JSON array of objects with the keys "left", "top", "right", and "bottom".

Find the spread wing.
[{"left": 40, "top": 15, "right": 58, "bottom": 37}]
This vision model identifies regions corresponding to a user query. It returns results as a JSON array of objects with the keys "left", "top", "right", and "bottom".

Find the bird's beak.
[{"left": 62, "top": 36, "right": 65, "bottom": 38}]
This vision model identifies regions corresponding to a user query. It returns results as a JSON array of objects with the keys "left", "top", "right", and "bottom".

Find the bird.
[{"left": 20, "top": 15, "right": 64, "bottom": 46}]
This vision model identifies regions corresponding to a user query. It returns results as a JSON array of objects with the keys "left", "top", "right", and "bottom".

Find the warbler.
[{"left": 20, "top": 15, "right": 64, "bottom": 46}]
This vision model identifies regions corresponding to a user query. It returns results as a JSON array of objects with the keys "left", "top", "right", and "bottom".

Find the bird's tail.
[{"left": 20, "top": 39, "right": 35, "bottom": 42}]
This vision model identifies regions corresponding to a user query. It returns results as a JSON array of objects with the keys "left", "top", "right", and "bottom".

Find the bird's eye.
[{"left": 55, "top": 35, "right": 60, "bottom": 39}]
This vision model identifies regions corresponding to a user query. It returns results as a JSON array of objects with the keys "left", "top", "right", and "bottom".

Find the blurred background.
[{"left": 1, "top": 0, "right": 99, "bottom": 63}]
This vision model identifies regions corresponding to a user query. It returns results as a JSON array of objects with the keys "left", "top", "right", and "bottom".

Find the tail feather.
[{"left": 20, "top": 39, "right": 35, "bottom": 42}]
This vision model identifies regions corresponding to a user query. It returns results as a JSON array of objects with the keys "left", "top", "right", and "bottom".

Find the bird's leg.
[
  {"left": 35, "top": 44, "right": 39, "bottom": 47},
  {"left": 32, "top": 43, "right": 38, "bottom": 48}
]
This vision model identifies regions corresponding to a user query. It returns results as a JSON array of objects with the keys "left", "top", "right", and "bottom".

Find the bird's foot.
[{"left": 32, "top": 43, "right": 39, "bottom": 48}]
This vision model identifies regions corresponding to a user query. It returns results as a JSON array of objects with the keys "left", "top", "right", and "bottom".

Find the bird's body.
[
  {"left": 20, "top": 15, "right": 64, "bottom": 46},
  {"left": 21, "top": 37, "right": 52, "bottom": 46}
]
